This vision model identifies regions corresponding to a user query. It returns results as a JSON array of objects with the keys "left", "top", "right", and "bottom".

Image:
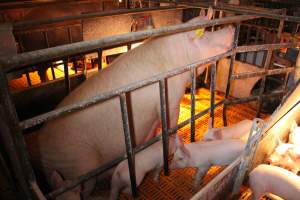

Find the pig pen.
[{"left": 1, "top": 4, "right": 300, "bottom": 200}]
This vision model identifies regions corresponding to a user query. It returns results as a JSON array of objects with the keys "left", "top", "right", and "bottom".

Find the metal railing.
[{"left": 1, "top": 3, "right": 300, "bottom": 200}]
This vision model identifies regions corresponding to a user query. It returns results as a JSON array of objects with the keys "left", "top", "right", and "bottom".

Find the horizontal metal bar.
[
  {"left": 232, "top": 67, "right": 295, "bottom": 80},
  {"left": 236, "top": 42, "right": 300, "bottom": 53},
  {"left": 19, "top": 50, "right": 232, "bottom": 130},
  {"left": 225, "top": 90, "right": 286, "bottom": 106},
  {"left": 0, "top": 0, "right": 91, "bottom": 10},
  {"left": 182, "top": 2, "right": 300, "bottom": 22},
  {"left": 14, "top": 6, "right": 186, "bottom": 29},
  {"left": 1, "top": 14, "right": 258, "bottom": 73}
]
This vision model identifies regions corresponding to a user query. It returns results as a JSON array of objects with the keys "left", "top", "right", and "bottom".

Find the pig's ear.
[
  {"left": 175, "top": 135, "right": 184, "bottom": 147},
  {"left": 213, "top": 129, "right": 222, "bottom": 140},
  {"left": 180, "top": 144, "right": 191, "bottom": 158},
  {"left": 275, "top": 136, "right": 282, "bottom": 146},
  {"left": 199, "top": 9, "right": 206, "bottom": 17},
  {"left": 290, "top": 121, "right": 298, "bottom": 132},
  {"left": 206, "top": 7, "right": 213, "bottom": 20}
]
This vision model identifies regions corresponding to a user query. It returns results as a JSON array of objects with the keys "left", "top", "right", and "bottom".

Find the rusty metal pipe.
[{"left": 159, "top": 79, "right": 169, "bottom": 175}]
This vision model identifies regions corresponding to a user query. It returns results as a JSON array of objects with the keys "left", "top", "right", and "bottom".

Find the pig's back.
[
  {"left": 250, "top": 164, "right": 300, "bottom": 200},
  {"left": 201, "top": 140, "right": 245, "bottom": 165}
]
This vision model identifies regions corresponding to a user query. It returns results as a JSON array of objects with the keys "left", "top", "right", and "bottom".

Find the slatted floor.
[{"left": 92, "top": 88, "right": 268, "bottom": 200}]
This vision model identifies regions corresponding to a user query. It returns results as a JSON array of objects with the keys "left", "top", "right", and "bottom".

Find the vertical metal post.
[
  {"left": 119, "top": 93, "right": 138, "bottom": 197},
  {"left": 276, "top": 9, "right": 286, "bottom": 42},
  {"left": 97, "top": 49, "right": 103, "bottom": 71},
  {"left": 43, "top": 31, "right": 50, "bottom": 48},
  {"left": 50, "top": 65, "right": 56, "bottom": 79},
  {"left": 223, "top": 23, "right": 240, "bottom": 126},
  {"left": 127, "top": 43, "right": 132, "bottom": 51},
  {"left": 67, "top": 27, "right": 73, "bottom": 44},
  {"left": 0, "top": 66, "right": 37, "bottom": 199},
  {"left": 210, "top": 63, "right": 216, "bottom": 127},
  {"left": 25, "top": 71, "right": 32, "bottom": 86},
  {"left": 252, "top": 29, "right": 260, "bottom": 65},
  {"left": 231, "top": 118, "right": 264, "bottom": 198},
  {"left": 159, "top": 79, "right": 169, "bottom": 175},
  {"left": 190, "top": 67, "right": 196, "bottom": 142},
  {"left": 256, "top": 49, "right": 272, "bottom": 117},
  {"left": 63, "top": 58, "right": 71, "bottom": 94}
]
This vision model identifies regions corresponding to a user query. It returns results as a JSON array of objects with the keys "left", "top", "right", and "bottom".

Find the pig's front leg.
[
  {"left": 153, "top": 167, "right": 162, "bottom": 182},
  {"left": 194, "top": 165, "right": 210, "bottom": 188}
]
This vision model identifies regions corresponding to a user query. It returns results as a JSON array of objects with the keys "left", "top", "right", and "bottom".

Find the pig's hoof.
[{"left": 153, "top": 175, "right": 160, "bottom": 183}]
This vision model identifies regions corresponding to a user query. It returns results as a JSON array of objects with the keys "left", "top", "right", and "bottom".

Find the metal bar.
[
  {"left": 2, "top": 14, "right": 258, "bottom": 73},
  {"left": 119, "top": 93, "right": 138, "bottom": 197},
  {"left": 13, "top": 6, "right": 187, "bottom": 29},
  {"left": 67, "top": 27, "right": 73, "bottom": 44},
  {"left": 190, "top": 67, "right": 196, "bottom": 142},
  {"left": 182, "top": 2, "right": 300, "bottom": 22},
  {"left": 256, "top": 49, "right": 273, "bottom": 117},
  {"left": 252, "top": 29, "right": 259, "bottom": 64},
  {"left": 231, "top": 67, "right": 294, "bottom": 80},
  {"left": 277, "top": 19, "right": 285, "bottom": 42},
  {"left": 97, "top": 49, "right": 103, "bottom": 71},
  {"left": 225, "top": 90, "right": 286, "bottom": 106},
  {"left": 236, "top": 42, "right": 298, "bottom": 53},
  {"left": 19, "top": 50, "right": 233, "bottom": 130},
  {"left": 159, "top": 79, "right": 169, "bottom": 175},
  {"left": 25, "top": 71, "right": 32, "bottom": 86},
  {"left": 63, "top": 58, "right": 71, "bottom": 94},
  {"left": 50, "top": 65, "right": 56, "bottom": 80},
  {"left": 231, "top": 118, "right": 264, "bottom": 197},
  {"left": 223, "top": 23, "right": 240, "bottom": 126},
  {"left": 0, "top": 67, "right": 36, "bottom": 199},
  {"left": 43, "top": 31, "right": 50, "bottom": 48},
  {"left": 210, "top": 63, "right": 216, "bottom": 127}
]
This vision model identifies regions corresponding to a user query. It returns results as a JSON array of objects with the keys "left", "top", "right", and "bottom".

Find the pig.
[
  {"left": 289, "top": 120, "right": 300, "bottom": 146},
  {"left": 203, "top": 118, "right": 252, "bottom": 142},
  {"left": 109, "top": 137, "right": 175, "bottom": 200},
  {"left": 50, "top": 171, "right": 81, "bottom": 200},
  {"left": 267, "top": 137, "right": 300, "bottom": 174},
  {"left": 249, "top": 164, "right": 300, "bottom": 200},
  {"left": 171, "top": 136, "right": 244, "bottom": 187},
  {"left": 26, "top": 7, "right": 235, "bottom": 196}
]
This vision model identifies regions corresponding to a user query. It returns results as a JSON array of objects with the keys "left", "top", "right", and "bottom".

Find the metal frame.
[{"left": 1, "top": 3, "right": 300, "bottom": 199}]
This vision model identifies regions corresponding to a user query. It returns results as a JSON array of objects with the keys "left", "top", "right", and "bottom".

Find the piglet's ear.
[
  {"left": 290, "top": 121, "right": 298, "bottom": 132},
  {"left": 175, "top": 135, "right": 184, "bottom": 147},
  {"left": 180, "top": 144, "right": 191, "bottom": 158},
  {"left": 274, "top": 136, "right": 282, "bottom": 147}
]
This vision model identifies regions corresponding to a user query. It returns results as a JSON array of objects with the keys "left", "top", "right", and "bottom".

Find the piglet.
[
  {"left": 203, "top": 118, "right": 252, "bottom": 142},
  {"left": 267, "top": 137, "right": 300, "bottom": 174},
  {"left": 249, "top": 164, "right": 300, "bottom": 200},
  {"left": 171, "top": 136, "right": 244, "bottom": 187},
  {"left": 109, "top": 137, "right": 175, "bottom": 200},
  {"left": 289, "top": 120, "right": 300, "bottom": 146},
  {"left": 50, "top": 171, "right": 81, "bottom": 200}
]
